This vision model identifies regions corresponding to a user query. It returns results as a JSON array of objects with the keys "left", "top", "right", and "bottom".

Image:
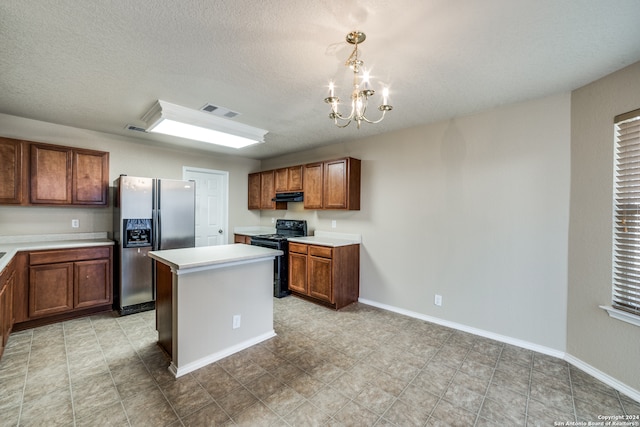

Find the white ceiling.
[{"left": 2, "top": 1, "right": 640, "bottom": 160}]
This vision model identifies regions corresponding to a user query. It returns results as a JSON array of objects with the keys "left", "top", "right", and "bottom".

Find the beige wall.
[
  {"left": 0, "top": 113, "right": 261, "bottom": 240},
  {"left": 568, "top": 61, "right": 640, "bottom": 391},
  {"left": 262, "top": 93, "right": 572, "bottom": 352},
  {"left": 3, "top": 62, "right": 638, "bottom": 396}
]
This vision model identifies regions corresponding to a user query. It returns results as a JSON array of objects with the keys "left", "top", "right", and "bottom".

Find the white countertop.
[
  {"left": 288, "top": 231, "right": 361, "bottom": 247},
  {"left": 0, "top": 232, "right": 114, "bottom": 272},
  {"left": 148, "top": 244, "right": 283, "bottom": 272}
]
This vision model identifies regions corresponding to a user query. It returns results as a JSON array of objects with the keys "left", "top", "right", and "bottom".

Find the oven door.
[{"left": 250, "top": 238, "right": 289, "bottom": 297}]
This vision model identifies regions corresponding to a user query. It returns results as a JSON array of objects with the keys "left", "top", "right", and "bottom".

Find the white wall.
[
  {"left": 0, "top": 113, "right": 261, "bottom": 239},
  {"left": 262, "top": 93, "right": 572, "bottom": 352},
  {"left": 568, "top": 61, "right": 640, "bottom": 392}
]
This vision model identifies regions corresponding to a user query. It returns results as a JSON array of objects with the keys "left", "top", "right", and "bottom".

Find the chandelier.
[{"left": 324, "top": 31, "right": 392, "bottom": 129}]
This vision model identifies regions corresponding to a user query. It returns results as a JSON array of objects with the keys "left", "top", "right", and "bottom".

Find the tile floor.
[{"left": 0, "top": 296, "right": 638, "bottom": 426}]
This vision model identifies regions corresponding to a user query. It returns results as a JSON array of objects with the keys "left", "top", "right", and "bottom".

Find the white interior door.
[{"left": 183, "top": 167, "right": 228, "bottom": 246}]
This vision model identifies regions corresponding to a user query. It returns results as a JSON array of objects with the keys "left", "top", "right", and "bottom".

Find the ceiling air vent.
[
  {"left": 200, "top": 103, "right": 240, "bottom": 119},
  {"left": 125, "top": 124, "right": 146, "bottom": 132}
]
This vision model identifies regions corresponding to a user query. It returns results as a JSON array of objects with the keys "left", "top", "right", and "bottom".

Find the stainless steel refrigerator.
[{"left": 113, "top": 175, "right": 195, "bottom": 315}]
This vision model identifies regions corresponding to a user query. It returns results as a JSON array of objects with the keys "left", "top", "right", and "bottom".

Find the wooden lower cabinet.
[
  {"left": 288, "top": 242, "right": 359, "bottom": 309},
  {"left": 29, "top": 262, "right": 74, "bottom": 318},
  {"left": 155, "top": 261, "right": 173, "bottom": 357},
  {"left": 74, "top": 259, "right": 111, "bottom": 308},
  {"left": 234, "top": 234, "right": 252, "bottom": 244},
  {"left": 25, "top": 246, "right": 113, "bottom": 321},
  {"left": 0, "top": 259, "right": 16, "bottom": 358}
]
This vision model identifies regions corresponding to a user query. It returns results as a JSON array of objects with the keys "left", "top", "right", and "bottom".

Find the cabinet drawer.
[
  {"left": 309, "top": 245, "right": 332, "bottom": 259},
  {"left": 289, "top": 243, "right": 308, "bottom": 254},
  {"left": 29, "top": 247, "right": 111, "bottom": 265}
]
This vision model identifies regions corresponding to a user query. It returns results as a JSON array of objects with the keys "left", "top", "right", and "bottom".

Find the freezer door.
[
  {"left": 120, "top": 246, "right": 153, "bottom": 307},
  {"left": 156, "top": 179, "right": 196, "bottom": 250},
  {"left": 119, "top": 176, "right": 153, "bottom": 219}
]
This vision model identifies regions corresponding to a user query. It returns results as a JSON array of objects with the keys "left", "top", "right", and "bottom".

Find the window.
[{"left": 609, "top": 108, "right": 640, "bottom": 325}]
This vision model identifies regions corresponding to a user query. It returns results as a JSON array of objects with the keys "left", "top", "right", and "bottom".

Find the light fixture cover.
[{"left": 141, "top": 100, "right": 268, "bottom": 149}]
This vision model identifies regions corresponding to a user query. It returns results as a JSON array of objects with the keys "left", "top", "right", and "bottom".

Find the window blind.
[{"left": 613, "top": 110, "right": 640, "bottom": 316}]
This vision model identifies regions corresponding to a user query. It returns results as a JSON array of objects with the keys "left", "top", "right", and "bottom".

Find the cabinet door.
[
  {"left": 5, "top": 270, "right": 14, "bottom": 339},
  {"left": 274, "top": 168, "right": 288, "bottom": 193},
  {"left": 288, "top": 252, "right": 308, "bottom": 294},
  {"left": 29, "top": 263, "right": 74, "bottom": 317},
  {"left": 260, "top": 171, "right": 276, "bottom": 209},
  {"left": 275, "top": 166, "right": 303, "bottom": 192},
  {"left": 0, "top": 137, "right": 25, "bottom": 204},
  {"left": 324, "top": 159, "right": 348, "bottom": 209},
  {"left": 248, "top": 172, "right": 261, "bottom": 210},
  {"left": 308, "top": 255, "right": 333, "bottom": 303},
  {"left": 30, "top": 144, "right": 72, "bottom": 204},
  {"left": 73, "top": 149, "right": 108, "bottom": 205},
  {"left": 2, "top": 270, "right": 14, "bottom": 347},
  {"left": 74, "top": 259, "right": 111, "bottom": 309},
  {"left": 303, "top": 163, "right": 323, "bottom": 209},
  {"left": 288, "top": 166, "right": 303, "bottom": 191}
]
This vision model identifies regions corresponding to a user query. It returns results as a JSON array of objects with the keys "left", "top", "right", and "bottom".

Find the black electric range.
[{"left": 250, "top": 219, "right": 307, "bottom": 297}]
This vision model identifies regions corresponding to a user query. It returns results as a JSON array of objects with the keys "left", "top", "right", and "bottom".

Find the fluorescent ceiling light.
[{"left": 141, "top": 100, "right": 267, "bottom": 149}]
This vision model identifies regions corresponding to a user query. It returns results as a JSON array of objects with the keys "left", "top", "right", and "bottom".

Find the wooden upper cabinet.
[
  {"left": 73, "top": 149, "right": 109, "bottom": 205},
  {"left": 29, "top": 143, "right": 109, "bottom": 206},
  {"left": 248, "top": 171, "right": 286, "bottom": 210},
  {"left": 274, "top": 168, "right": 288, "bottom": 193},
  {"left": 275, "top": 165, "right": 303, "bottom": 193},
  {"left": 250, "top": 157, "right": 360, "bottom": 210},
  {"left": 248, "top": 172, "right": 261, "bottom": 210},
  {"left": 260, "top": 170, "right": 276, "bottom": 209},
  {"left": 0, "top": 137, "right": 26, "bottom": 204},
  {"left": 324, "top": 158, "right": 360, "bottom": 210},
  {"left": 304, "top": 157, "right": 360, "bottom": 210},
  {"left": 259, "top": 170, "right": 286, "bottom": 210},
  {"left": 303, "top": 162, "right": 324, "bottom": 209},
  {"left": 30, "top": 144, "right": 72, "bottom": 204}
]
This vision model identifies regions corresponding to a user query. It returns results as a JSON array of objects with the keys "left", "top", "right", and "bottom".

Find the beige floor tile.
[{"left": 0, "top": 297, "right": 635, "bottom": 426}]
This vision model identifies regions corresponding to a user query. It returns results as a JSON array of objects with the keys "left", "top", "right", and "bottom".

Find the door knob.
[{"left": 218, "top": 229, "right": 223, "bottom": 234}]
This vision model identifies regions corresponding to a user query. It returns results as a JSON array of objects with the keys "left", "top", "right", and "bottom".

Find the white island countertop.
[
  {"left": 288, "top": 231, "right": 362, "bottom": 247},
  {"left": 148, "top": 244, "right": 282, "bottom": 273}
]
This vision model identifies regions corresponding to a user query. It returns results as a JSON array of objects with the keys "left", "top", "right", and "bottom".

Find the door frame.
[{"left": 183, "top": 166, "right": 229, "bottom": 246}]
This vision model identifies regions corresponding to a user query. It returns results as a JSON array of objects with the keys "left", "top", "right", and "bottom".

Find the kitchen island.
[{"left": 148, "top": 244, "right": 282, "bottom": 378}]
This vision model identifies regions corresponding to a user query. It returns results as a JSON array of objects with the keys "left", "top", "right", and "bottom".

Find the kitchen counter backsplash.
[{"left": 233, "top": 226, "right": 276, "bottom": 236}]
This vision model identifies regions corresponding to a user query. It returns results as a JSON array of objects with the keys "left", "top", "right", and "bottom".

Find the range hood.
[{"left": 272, "top": 192, "right": 304, "bottom": 202}]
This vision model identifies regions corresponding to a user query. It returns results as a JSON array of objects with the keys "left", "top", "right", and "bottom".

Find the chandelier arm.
[
  {"left": 359, "top": 108, "right": 389, "bottom": 124},
  {"left": 332, "top": 117, "right": 352, "bottom": 128}
]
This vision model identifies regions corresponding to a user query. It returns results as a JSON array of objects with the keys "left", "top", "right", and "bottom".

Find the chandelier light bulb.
[{"left": 324, "top": 31, "right": 393, "bottom": 129}]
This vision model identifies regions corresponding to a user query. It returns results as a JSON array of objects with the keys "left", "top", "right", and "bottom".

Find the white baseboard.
[
  {"left": 564, "top": 353, "right": 640, "bottom": 403},
  {"left": 169, "top": 330, "right": 277, "bottom": 378},
  {"left": 358, "top": 298, "right": 640, "bottom": 402}
]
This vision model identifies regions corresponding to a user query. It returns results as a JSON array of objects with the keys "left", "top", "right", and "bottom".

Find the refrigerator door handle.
[{"left": 156, "top": 209, "right": 161, "bottom": 249}]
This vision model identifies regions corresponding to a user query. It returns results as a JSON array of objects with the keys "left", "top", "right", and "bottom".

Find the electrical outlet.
[
  {"left": 271, "top": 217, "right": 275, "bottom": 224},
  {"left": 71, "top": 219, "right": 79, "bottom": 228},
  {"left": 434, "top": 294, "right": 442, "bottom": 306},
  {"left": 331, "top": 220, "right": 337, "bottom": 228},
  {"left": 232, "top": 314, "right": 241, "bottom": 329}
]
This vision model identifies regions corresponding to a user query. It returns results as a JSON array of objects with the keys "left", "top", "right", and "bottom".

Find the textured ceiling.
[{"left": 1, "top": 0, "right": 640, "bottom": 160}]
